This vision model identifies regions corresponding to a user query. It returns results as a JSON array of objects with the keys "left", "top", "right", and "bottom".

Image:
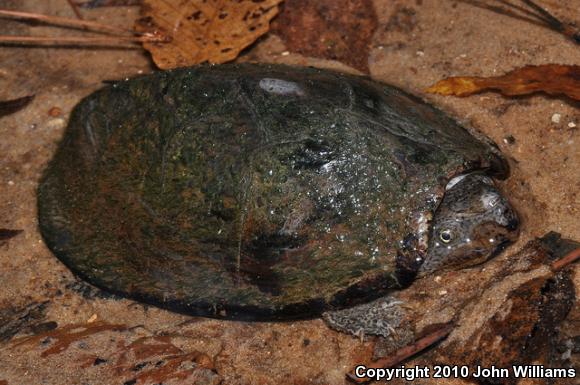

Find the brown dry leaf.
[
  {"left": 271, "top": 0, "right": 377, "bottom": 73},
  {"left": 426, "top": 64, "right": 580, "bottom": 101},
  {"left": 0, "top": 95, "right": 34, "bottom": 118},
  {"left": 135, "top": 0, "right": 283, "bottom": 69}
]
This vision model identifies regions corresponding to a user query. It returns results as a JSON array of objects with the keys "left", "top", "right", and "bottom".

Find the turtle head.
[{"left": 419, "top": 173, "right": 519, "bottom": 275}]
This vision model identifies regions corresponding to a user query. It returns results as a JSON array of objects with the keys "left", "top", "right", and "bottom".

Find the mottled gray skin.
[
  {"left": 323, "top": 173, "right": 518, "bottom": 337},
  {"left": 422, "top": 173, "right": 518, "bottom": 274},
  {"left": 323, "top": 297, "right": 407, "bottom": 338}
]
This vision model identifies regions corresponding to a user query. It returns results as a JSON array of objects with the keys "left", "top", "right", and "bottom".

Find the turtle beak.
[
  {"left": 502, "top": 205, "right": 520, "bottom": 240},
  {"left": 506, "top": 217, "right": 519, "bottom": 232}
]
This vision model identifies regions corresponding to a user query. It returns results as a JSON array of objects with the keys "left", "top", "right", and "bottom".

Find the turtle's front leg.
[{"left": 322, "top": 296, "right": 412, "bottom": 345}]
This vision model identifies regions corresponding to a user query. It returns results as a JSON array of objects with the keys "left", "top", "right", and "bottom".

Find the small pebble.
[
  {"left": 434, "top": 275, "right": 442, "bottom": 283},
  {"left": 568, "top": 122, "right": 576, "bottom": 128},
  {"left": 47, "top": 118, "right": 65, "bottom": 129},
  {"left": 551, "top": 113, "right": 561, "bottom": 123},
  {"left": 281, "top": 51, "right": 290, "bottom": 56},
  {"left": 78, "top": 341, "right": 89, "bottom": 349},
  {"left": 438, "top": 290, "right": 448, "bottom": 296},
  {"left": 48, "top": 107, "right": 62, "bottom": 117},
  {"left": 87, "top": 313, "right": 98, "bottom": 323},
  {"left": 503, "top": 135, "right": 516, "bottom": 145}
]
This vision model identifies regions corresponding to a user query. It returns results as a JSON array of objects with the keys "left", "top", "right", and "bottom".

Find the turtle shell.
[{"left": 38, "top": 64, "right": 508, "bottom": 320}]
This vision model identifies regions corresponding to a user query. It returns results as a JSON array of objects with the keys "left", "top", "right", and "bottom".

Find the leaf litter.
[
  {"left": 11, "top": 322, "right": 127, "bottom": 357},
  {"left": 271, "top": 0, "right": 377, "bottom": 73},
  {"left": 426, "top": 64, "right": 580, "bottom": 102},
  {"left": 10, "top": 322, "right": 218, "bottom": 384},
  {"left": 135, "top": 0, "right": 283, "bottom": 69}
]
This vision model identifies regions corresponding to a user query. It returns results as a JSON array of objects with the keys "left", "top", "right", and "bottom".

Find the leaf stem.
[
  {"left": 0, "top": 35, "right": 160, "bottom": 45},
  {"left": 551, "top": 248, "right": 580, "bottom": 271},
  {"left": 66, "top": 0, "right": 84, "bottom": 20},
  {"left": 346, "top": 323, "right": 454, "bottom": 383},
  {"left": 0, "top": 8, "right": 135, "bottom": 36}
]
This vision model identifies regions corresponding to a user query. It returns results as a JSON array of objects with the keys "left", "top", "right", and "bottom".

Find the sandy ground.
[{"left": 0, "top": 0, "right": 578, "bottom": 384}]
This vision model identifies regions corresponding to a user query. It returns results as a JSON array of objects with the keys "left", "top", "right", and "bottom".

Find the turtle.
[{"left": 38, "top": 63, "right": 519, "bottom": 337}]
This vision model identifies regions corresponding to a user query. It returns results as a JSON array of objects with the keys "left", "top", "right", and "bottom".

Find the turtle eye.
[{"left": 439, "top": 229, "right": 453, "bottom": 243}]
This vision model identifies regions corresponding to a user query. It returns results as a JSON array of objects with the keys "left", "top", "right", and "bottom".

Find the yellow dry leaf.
[
  {"left": 425, "top": 64, "right": 580, "bottom": 102},
  {"left": 135, "top": 0, "right": 283, "bottom": 69}
]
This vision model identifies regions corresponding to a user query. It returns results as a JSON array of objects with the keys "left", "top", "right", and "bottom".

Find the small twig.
[
  {"left": 520, "top": 0, "right": 580, "bottom": 43},
  {"left": 520, "top": 0, "right": 563, "bottom": 26},
  {"left": 459, "top": 0, "right": 551, "bottom": 27},
  {"left": 346, "top": 323, "right": 455, "bottom": 383},
  {"left": 0, "top": 9, "right": 135, "bottom": 36},
  {"left": 459, "top": 0, "right": 579, "bottom": 45},
  {"left": 76, "top": 0, "right": 142, "bottom": 8},
  {"left": 551, "top": 248, "right": 580, "bottom": 271},
  {"left": 66, "top": 0, "right": 84, "bottom": 20},
  {"left": 496, "top": 0, "right": 551, "bottom": 21},
  {"left": 0, "top": 35, "right": 161, "bottom": 46}
]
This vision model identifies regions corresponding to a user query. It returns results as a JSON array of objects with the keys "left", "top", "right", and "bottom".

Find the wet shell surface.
[{"left": 38, "top": 64, "right": 508, "bottom": 320}]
